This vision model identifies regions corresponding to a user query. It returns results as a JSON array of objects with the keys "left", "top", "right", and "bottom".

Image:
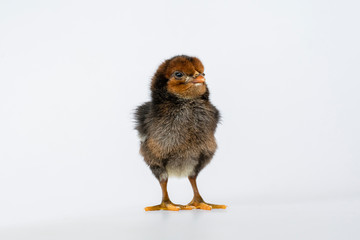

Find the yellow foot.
[
  {"left": 187, "top": 201, "right": 227, "bottom": 210},
  {"left": 145, "top": 202, "right": 195, "bottom": 211}
]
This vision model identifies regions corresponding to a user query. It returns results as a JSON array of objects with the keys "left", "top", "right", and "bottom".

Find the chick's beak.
[{"left": 191, "top": 75, "right": 205, "bottom": 84}]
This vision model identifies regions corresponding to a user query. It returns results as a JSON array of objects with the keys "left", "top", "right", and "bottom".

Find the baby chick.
[{"left": 135, "top": 55, "right": 226, "bottom": 211}]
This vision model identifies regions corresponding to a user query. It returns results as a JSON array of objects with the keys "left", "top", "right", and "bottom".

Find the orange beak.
[{"left": 191, "top": 75, "right": 205, "bottom": 84}]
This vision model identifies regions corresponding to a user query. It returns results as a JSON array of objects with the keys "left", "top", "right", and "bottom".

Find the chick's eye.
[{"left": 174, "top": 71, "right": 184, "bottom": 79}]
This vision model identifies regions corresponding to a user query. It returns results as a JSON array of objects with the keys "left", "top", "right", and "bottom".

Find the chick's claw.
[{"left": 208, "top": 203, "right": 227, "bottom": 209}]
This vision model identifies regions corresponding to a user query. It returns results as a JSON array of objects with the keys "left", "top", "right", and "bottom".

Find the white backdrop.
[{"left": 1, "top": 0, "right": 360, "bottom": 238}]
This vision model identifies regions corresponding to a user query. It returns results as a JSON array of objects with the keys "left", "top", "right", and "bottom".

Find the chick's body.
[
  {"left": 135, "top": 55, "right": 226, "bottom": 211},
  {"left": 137, "top": 97, "right": 219, "bottom": 179}
]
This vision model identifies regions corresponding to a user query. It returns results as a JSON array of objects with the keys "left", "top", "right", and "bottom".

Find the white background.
[{"left": 1, "top": 0, "right": 359, "bottom": 239}]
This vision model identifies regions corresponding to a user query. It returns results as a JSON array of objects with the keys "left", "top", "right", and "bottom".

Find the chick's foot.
[
  {"left": 187, "top": 199, "right": 227, "bottom": 210},
  {"left": 145, "top": 201, "right": 194, "bottom": 211}
]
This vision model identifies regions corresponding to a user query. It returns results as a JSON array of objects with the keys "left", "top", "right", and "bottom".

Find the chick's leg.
[
  {"left": 145, "top": 179, "right": 194, "bottom": 211},
  {"left": 186, "top": 176, "right": 227, "bottom": 210}
]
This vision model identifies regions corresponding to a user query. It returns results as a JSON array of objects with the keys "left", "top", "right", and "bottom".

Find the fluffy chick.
[{"left": 135, "top": 55, "right": 226, "bottom": 211}]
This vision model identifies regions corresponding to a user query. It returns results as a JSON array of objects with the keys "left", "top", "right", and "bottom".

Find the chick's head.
[{"left": 151, "top": 55, "right": 208, "bottom": 99}]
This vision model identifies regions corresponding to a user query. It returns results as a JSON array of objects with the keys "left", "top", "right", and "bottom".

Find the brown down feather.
[{"left": 135, "top": 55, "right": 220, "bottom": 181}]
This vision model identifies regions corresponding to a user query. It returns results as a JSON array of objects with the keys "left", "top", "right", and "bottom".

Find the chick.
[{"left": 135, "top": 55, "right": 226, "bottom": 211}]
